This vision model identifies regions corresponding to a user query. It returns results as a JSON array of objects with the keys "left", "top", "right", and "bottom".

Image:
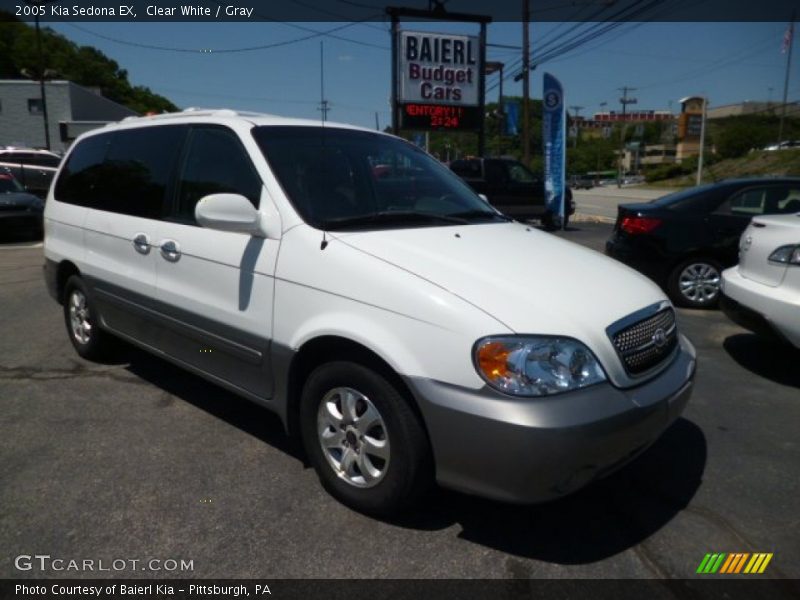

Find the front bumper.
[
  {"left": 721, "top": 267, "right": 799, "bottom": 348},
  {"left": 407, "top": 334, "right": 696, "bottom": 504}
]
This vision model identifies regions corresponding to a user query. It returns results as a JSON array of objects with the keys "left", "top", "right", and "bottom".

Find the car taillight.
[{"left": 620, "top": 216, "right": 662, "bottom": 235}]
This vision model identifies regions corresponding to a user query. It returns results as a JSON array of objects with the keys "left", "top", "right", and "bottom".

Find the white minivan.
[{"left": 44, "top": 110, "right": 696, "bottom": 514}]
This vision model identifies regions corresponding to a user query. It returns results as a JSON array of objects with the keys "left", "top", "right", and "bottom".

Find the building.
[
  {"left": 591, "top": 109, "right": 673, "bottom": 123},
  {"left": 618, "top": 144, "right": 678, "bottom": 172},
  {"left": 707, "top": 101, "right": 800, "bottom": 119},
  {"left": 0, "top": 80, "right": 138, "bottom": 152},
  {"left": 675, "top": 96, "right": 705, "bottom": 161}
]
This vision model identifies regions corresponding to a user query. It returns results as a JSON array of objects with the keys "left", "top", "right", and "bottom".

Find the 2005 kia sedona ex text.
[{"left": 44, "top": 110, "right": 696, "bottom": 515}]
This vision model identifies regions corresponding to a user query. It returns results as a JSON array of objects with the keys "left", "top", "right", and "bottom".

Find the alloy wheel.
[
  {"left": 316, "top": 387, "right": 390, "bottom": 488},
  {"left": 68, "top": 289, "right": 92, "bottom": 344},
  {"left": 678, "top": 262, "right": 721, "bottom": 305}
]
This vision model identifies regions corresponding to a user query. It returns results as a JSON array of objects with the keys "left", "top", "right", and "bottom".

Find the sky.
[{"left": 45, "top": 20, "right": 798, "bottom": 129}]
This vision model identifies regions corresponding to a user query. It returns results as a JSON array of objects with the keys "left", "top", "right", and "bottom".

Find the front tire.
[
  {"left": 63, "top": 275, "right": 115, "bottom": 360},
  {"left": 667, "top": 258, "right": 722, "bottom": 308},
  {"left": 300, "top": 361, "right": 432, "bottom": 515}
]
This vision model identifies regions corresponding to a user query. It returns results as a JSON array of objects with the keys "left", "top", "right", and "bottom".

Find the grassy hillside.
[{"left": 651, "top": 148, "right": 800, "bottom": 188}]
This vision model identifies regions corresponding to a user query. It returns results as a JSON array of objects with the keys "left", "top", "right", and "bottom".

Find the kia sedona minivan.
[{"left": 44, "top": 110, "right": 696, "bottom": 515}]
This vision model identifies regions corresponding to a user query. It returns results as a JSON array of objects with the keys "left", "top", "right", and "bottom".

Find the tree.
[{"left": 0, "top": 10, "right": 177, "bottom": 114}]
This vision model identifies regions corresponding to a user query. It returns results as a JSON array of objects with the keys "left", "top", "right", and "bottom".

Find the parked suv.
[
  {"left": 449, "top": 157, "right": 575, "bottom": 228},
  {"left": 44, "top": 109, "right": 695, "bottom": 514},
  {"left": 0, "top": 147, "right": 61, "bottom": 199}
]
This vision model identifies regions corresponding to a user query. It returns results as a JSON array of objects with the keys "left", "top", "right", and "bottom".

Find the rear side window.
[
  {"left": 175, "top": 127, "right": 261, "bottom": 223},
  {"left": 716, "top": 185, "right": 800, "bottom": 217},
  {"left": 55, "top": 126, "right": 185, "bottom": 219}
]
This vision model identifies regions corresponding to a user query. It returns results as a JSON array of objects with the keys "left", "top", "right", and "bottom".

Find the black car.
[
  {"left": 449, "top": 157, "right": 575, "bottom": 228},
  {"left": 0, "top": 148, "right": 61, "bottom": 199},
  {"left": 606, "top": 178, "right": 800, "bottom": 308},
  {"left": 0, "top": 171, "right": 45, "bottom": 238}
]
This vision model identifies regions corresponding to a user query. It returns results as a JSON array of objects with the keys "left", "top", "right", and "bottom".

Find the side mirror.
[{"left": 195, "top": 193, "right": 263, "bottom": 236}]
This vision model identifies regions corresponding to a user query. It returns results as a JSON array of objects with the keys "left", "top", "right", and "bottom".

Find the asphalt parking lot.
[{"left": 1, "top": 222, "right": 798, "bottom": 581}]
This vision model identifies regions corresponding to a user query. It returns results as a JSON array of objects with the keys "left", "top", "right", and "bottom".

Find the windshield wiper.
[
  {"left": 322, "top": 210, "right": 469, "bottom": 230},
  {"left": 449, "top": 209, "right": 511, "bottom": 222}
]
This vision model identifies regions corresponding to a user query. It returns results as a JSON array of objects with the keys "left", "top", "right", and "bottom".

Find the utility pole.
[
  {"left": 778, "top": 11, "right": 795, "bottom": 145},
  {"left": 25, "top": 0, "right": 52, "bottom": 150},
  {"left": 375, "top": 112, "right": 380, "bottom": 131},
  {"left": 617, "top": 86, "right": 637, "bottom": 187},
  {"left": 569, "top": 105, "right": 583, "bottom": 148},
  {"left": 522, "top": 0, "right": 530, "bottom": 164},
  {"left": 318, "top": 42, "right": 330, "bottom": 123}
]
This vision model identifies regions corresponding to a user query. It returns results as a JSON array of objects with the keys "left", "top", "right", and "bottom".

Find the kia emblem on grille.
[{"left": 652, "top": 328, "right": 667, "bottom": 348}]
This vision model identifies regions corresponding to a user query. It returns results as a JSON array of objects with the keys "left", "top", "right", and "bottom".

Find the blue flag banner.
[
  {"left": 542, "top": 73, "right": 566, "bottom": 228},
  {"left": 505, "top": 101, "right": 519, "bottom": 136}
]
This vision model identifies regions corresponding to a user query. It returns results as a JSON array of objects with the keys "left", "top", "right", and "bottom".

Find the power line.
[
  {"left": 65, "top": 18, "right": 388, "bottom": 54},
  {"left": 488, "top": 0, "right": 663, "bottom": 93}
]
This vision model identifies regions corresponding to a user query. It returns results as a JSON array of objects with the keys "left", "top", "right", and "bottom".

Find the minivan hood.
[{"left": 336, "top": 222, "right": 667, "bottom": 378}]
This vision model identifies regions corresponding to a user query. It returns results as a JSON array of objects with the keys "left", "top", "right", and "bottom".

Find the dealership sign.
[
  {"left": 397, "top": 30, "right": 482, "bottom": 131},
  {"left": 399, "top": 31, "right": 480, "bottom": 105}
]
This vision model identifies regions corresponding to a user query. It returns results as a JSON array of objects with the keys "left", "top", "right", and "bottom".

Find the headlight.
[
  {"left": 768, "top": 245, "right": 800, "bottom": 266},
  {"left": 474, "top": 336, "right": 607, "bottom": 397}
]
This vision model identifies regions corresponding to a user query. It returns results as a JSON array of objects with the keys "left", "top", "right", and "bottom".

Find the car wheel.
[
  {"left": 63, "top": 275, "right": 114, "bottom": 360},
  {"left": 668, "top": 258, "right": 723, "bottom": 308},
  {"left": 300, "top": 360, "right": 432, "bottom": 515}
]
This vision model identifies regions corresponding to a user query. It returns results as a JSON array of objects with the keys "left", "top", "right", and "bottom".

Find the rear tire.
[
  {"left": 300, "top": 360, "right": 432, "bottom": 515},
  {"left": 63, "top": 275, "right": 116, "bottom": 360},
  {"left": 667, "top": 258, "right": 723, "bottom": 308}
]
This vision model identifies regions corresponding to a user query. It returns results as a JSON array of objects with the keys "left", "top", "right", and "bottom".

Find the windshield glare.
[{"left": 252, "top": 126, "right": 501, "bottom": 230}]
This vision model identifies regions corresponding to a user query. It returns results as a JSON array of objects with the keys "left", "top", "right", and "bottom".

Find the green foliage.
[
  {"left": 644, "top": 163, "right": 688, "bottom": 183},
  {"left": 711, "top": 114, "right": 800, "bottom": 159},
  {"left": 567, "top": 137, "right": 617, "bottom": 174},
  {"left": 0, "top": 10, "right": 177, "bottom": 114}
]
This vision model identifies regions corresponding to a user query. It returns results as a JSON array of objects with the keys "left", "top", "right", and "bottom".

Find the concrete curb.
[{"left": 572, "top": 213, "right": 615, "bottom": 224}]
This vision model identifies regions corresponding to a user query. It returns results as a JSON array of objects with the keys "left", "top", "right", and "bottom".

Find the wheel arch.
[
  {"left": 55, "top": 260, "right": 81, "bottom": 304},
  {"left": 282, "top": 335, "right": 429, "bottom": 444}
]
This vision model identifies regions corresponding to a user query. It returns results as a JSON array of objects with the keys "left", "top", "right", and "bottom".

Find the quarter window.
[
  {"left": 175, "top": 127, "right": 261, "bottom": 223},
  {"left": 54, "top": 125, "right": 185, "bottom": 218}
]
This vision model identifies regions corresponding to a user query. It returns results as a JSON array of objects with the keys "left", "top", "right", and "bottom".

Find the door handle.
[
  {"left": 132, "top": 233, "right": 151, "bottom": 254},
  {"left": 159, "top": 239, "right": 181, "bottom": 262}
]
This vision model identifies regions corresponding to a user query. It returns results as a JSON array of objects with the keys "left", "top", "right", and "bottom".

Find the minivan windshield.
[{"left": 253, "top": 126, "right": 507, "bottom": 230}]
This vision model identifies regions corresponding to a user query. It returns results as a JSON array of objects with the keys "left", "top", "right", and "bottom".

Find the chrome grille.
[{"left": 610, "top": 307, "right": 677, "bottom": 375}]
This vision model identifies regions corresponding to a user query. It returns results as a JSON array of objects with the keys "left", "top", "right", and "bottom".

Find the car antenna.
[{"left": 320, "top": 230, "right": 329, "bottom": 250}]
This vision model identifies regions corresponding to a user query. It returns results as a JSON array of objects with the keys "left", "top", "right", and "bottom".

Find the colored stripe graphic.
[
  {"left": 700, "top": 552, "right": 773, "bottom": 574},
  {"left": 720, "top": 554, "right": 736, "bottom": 573},
  {"left": 757, "top": 554, "right": 773, "bottom": 573},
  {"left": 734, "top": 553, "right": 750, "bottom": 573},
  {"left": 711, "top": 553, "right": 726, "bottom": 573},
  {"left": 697, "top": 554, "right": 712, "bottom": 573}
]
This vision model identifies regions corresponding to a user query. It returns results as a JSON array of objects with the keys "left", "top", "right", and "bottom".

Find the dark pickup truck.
[{"left": 449, "top": 157, "right": 575, "bottom": 228}]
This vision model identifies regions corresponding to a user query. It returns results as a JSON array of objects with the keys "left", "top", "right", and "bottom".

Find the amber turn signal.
[{"left": 477, "top": 341, "right": 510, "bottom": 381}]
